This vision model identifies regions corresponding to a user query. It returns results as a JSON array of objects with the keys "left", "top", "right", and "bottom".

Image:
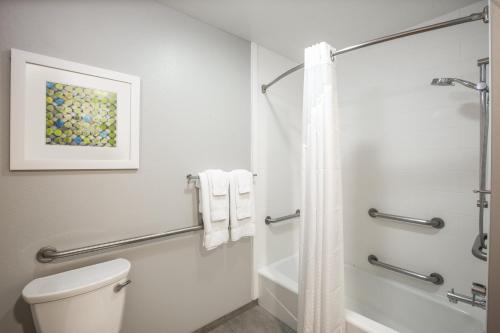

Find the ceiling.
[{"left": 159, "top": 0, "right": 479, "bottom": 61}]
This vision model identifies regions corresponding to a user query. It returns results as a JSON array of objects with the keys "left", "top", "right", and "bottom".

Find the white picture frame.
[{"left": 10, "top": 49, "right": 140, "bottom": 170}]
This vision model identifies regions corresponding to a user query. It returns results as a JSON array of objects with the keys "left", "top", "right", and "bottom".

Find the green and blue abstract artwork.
[{"left": 45, "top": 81, "right": 117, "bottom": 147}]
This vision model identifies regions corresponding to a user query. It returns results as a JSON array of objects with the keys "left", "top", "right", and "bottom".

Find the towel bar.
[
  {"left": 187, "top": 173, "right": 257, "bottom": 181},
  {"left": 368, "top": 255, "right": 444, "bottom": 285},
  {"left": 368, "top": 208, "right": 445, "bottom": 229},
  {"left": 265, "top": 209, "right": 300, "bottom": 225}
]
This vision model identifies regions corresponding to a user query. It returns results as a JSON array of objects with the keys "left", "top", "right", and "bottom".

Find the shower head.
[
  {"left": 430, "top": 77, "right": 488, "bottom": 91},
  {"left": 431, "top": 78, "right": 454, "bottom": 86}
]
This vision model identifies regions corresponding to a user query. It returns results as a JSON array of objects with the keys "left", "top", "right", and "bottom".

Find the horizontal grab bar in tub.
[
  {"left": 265, "top": 209, "right": 300, "bottom": 225},
  {"left": 368, "top": 255, "right": 444, "bottom": 285},
  {"left": 368, "top": 208, "right": 445, "bottom": 229}
]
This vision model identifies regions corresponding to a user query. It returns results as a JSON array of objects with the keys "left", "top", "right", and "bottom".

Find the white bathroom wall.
[
  {"left": 337, "top": 0, "right": 489, "bottom": 322},
  {"left": 251, "top": 43, "right": 302, "bottom": 297},
  {"left": 0, "top": 1, "right": 252, "bottom": 332}
]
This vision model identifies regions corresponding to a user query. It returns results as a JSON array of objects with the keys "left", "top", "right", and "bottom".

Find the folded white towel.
[
  {"left": 229, "top": 169, "right": 255, "bottom": 241},
  {"left": 208, "top": 170, "right": 230, "bottom": 221},
  {"left": 237, "top": 171, "right": 252, "bottom": 194},
  {"left": 199, "top": 170, "right": 230, "bottom": 250},
  {"left": 210, "top": 169, "right": 229, "bottom": 196}
]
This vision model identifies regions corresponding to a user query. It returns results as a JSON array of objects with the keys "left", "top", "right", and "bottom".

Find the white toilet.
[{"left": 22, "top": 258, "right": 131, "bottom": 333}]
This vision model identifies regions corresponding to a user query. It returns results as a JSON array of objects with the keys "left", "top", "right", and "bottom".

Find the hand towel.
[
  {"left": 209, "top": 169, "right": 229, "bottom": 221},
  {"left": 198, "top": 170, "right": 230, "bottom": 250},
  {"left": 229, "top": 169, "right": 255, "bottom": 241}
]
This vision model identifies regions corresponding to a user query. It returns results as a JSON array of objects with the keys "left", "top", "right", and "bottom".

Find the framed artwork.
[{"left": 10, "top": 49, "right": 140, "bottom": 170}]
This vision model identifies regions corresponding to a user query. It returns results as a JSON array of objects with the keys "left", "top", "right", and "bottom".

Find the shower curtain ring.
[{"left": 330, "top": 50, "right": 335, "bottom": 62}]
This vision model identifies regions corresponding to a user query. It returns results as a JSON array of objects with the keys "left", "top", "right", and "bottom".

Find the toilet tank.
[{"left": 22, "top": 258, "right": 131, "bottom": 333}]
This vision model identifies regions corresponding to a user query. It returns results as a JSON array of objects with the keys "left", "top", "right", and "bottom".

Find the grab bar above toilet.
[
  {"left": 368, "top": 208, "right": 445, "bottom": 229},
  {"left": 368, "top": 255, "right": 444, "bottom": 285},
  {"left": 37, "top": 224, "right": 204, "bottom": 263},
  {"left": 37, "top": 172, "right": 255, "bottom": 263}
]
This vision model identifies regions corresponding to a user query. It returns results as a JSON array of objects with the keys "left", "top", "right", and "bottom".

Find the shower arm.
[{"left": 452, "top": 78, "right": 488, "bottom": 91}]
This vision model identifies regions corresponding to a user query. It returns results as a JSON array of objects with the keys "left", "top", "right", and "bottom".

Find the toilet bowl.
[{"left": 22, "top": 258, "right": 131, "bottom": 333}]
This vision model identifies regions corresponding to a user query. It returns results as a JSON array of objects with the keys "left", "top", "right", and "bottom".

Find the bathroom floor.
[{"left": 207, "top": 305, "right": 296, "bottom": 333}]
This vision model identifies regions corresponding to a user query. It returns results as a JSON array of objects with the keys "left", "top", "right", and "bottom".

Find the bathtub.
[{"left": 258, "top": 255, "right": 484, "bottom": 333}]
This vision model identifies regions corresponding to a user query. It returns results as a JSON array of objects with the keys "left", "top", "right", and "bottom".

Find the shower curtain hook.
[{"left": 330, "top": 49, "right": 335, "bottom": 62}]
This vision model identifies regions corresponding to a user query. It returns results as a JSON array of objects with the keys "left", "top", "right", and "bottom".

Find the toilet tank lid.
[{"left": 22, "top": 258, "right": 131, "bottom": 304}]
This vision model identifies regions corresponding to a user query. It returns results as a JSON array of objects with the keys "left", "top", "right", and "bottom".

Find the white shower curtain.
[{"left": 298, "top": 42, "right": 345, "bottom": 333}]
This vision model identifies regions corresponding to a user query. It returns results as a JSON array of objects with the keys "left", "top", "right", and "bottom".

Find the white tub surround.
[
  {"left": 300, "top": 42, "right": 345, "bottom": 332},
  {"left": 250, "top": 43, "right": 302, "bottom": 299},
  {"left": 259, "top": 256, "right": 484, "bottom": 333}
]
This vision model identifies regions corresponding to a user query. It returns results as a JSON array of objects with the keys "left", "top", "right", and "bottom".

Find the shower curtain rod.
[{"left": 261, "top": 6, "right": 489, "bottom": 93}]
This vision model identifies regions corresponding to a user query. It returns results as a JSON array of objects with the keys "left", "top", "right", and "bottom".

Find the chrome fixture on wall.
[
  {"left": 368, "top": 255, "right": 444, "bottom": 285},
  {"left": 447, "top": 282, "right": 487, "bottom": 310},
  {"left": 37, "top": 224, "right": 204, "bottom": 263},
  {"left": 431, "top": 58, "right": 490, "bottom": 261},
  {"left": 261, "top": 6, "right": 489, "bottom": 93},
  {"left": 265, "top": 209, "right": 300, "bottom": 225},
  {"left": 368, "top": 208, "right": 444, "bottom": 229},
  {"left": 474, "top": 57, "right": 490, "bottom": 261},
  {"left": 430, "top": 78, "right": 488, "bottom": 91},
  {"left": 37, "top": 173, "right": 218, "bottom": 262},
  {"left": 37, "top": 172, "right": 258, "bottom": 262}
]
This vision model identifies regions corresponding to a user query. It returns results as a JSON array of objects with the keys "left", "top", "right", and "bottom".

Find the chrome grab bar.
[
  {"left": 37, "top": 224, "right": 204, "bottom": 263},
  {"left": 368, "top": 255, "right": 444, "bottom": 285},
  {"left": 368, "top": 208, "right": 445, "bottom": 229},
  {"left": 265, "top": 209, "right": 300, "bottom": 225},
  {"left": 37, "top": 172, "right": 257, "bottom": 263}
]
